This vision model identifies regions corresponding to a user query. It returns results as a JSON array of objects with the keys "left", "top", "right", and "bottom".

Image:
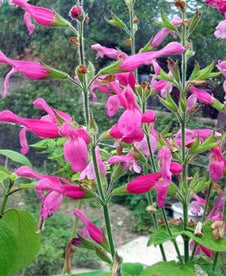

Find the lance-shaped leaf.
[
  {"left": 189, "top": 10, "right": 201, "bottom": 35},
  {"left": 0, "top": 149, "right": 32, "bottom": 167},
  {"left": 156, "top": 11, "right": 178, "bottom": 31},
  {"left": 159, "top": 92, "right": 179, "bottom": 113},
  {"left": 99, "top": 59, "right": 126, "bottom": 75},
  {"left": 106, "top": 12, "right": 127, "bottom": 28}
]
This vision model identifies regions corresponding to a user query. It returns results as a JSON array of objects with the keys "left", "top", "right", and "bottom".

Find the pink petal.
[
  {"left": 24, "top": 11, "right": 35, "bottom": 35},
  {"left": 64, "top": 137, "right": 88, "bottom": 172},
  {"left": 106, "top": 95, "right": 120, "bottom": 117}
]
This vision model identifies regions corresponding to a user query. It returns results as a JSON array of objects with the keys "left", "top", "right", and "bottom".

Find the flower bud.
[{"left": 69, "top": 5, "right": 84, "bottom": 21}]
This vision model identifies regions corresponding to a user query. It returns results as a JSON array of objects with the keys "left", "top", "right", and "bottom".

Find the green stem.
[
  {"left": 162, "top": 208, "right": 183, "bottom": 264},
  {"left": 183, "top": 202, "right": 189, "bottom": 263},
  {"left": 83, "top": 88, "right": 90, "bottom": 127},
  {"left": 146, "top": 191, "right": 167, "bottom": 262},
  {"left": 212, "top": 252, "right": 219, "bottom": 272},
  {"left": 0, "top": 179, "right": 14, "bottom": 219},
  {"left": 103, "top": 205, "right": 115, "bottom": 259},
  {"left": 190, "top": 242, "right": 198, "bottom": 262},
  {"left": 78, "top": 21, "right": 85, "bottom": 65},
  {"left": 91, "top": 145, "right": 105, "bottom": 202},
  {"left": 202, "top": 182, "right": 212, "bottom": 223}
]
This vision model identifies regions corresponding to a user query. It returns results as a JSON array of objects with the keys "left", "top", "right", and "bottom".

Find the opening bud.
[{"left": 69, "top": 5, "right": 84, "bottom": 21}]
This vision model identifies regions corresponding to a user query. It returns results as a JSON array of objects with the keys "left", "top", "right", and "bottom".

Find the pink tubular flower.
[
  {"left": 135, "top": 125, "right": 158, "bottom": 155},
  {"left": 209, "top": 145, "right": 226, "bottom": 180},
  {"left": 0, "top": 51, "right": 68, "bottom": 97},
  {"left": 155, "top": 146, "right": 172, "bottom": 207},
  {"left": 126, "top": 172, "right": 162, "bottom": 193},
  {"left": 91, "top": 43, "right": 126, "bottom": 59},
  {"left": 120, "top": 42, "right": 185, "bottom": 71},
  {"left": 73, "top": 209, "right": 108, "bottom": 249},
  {"left": 60, "top": 123, "right": 90, "bottom": 172},
  {"left": 190, "top": 241, "right": 212, "bottom": 258},
  {"left": 0, "top": 98, "right": 71, "bottom": 154},
  {"left": 39, "top": 191, "right": 63, "bottom": 231},
  {"left": 0, "top": 51, "right": 48, "bottom": 97},
  {"left": 12, "top": 0, "right": 70, "bottom": 35},
  {"left": 79, "top": 146, "right": 106, "bottom": 181},
  {"left": 189, "top": 86, "right": 213, "bottom": 104},
  {"left": 108, "top": 153, "right": 142, "bottom": 173}
]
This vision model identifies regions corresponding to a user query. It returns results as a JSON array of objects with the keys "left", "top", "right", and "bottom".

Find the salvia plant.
[{"left": 0, "top": 0, "right": 225, "bottom": 275}]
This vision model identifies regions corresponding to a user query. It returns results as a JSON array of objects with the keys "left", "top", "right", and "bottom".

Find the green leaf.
[
  {"left": 0, "top": 166, "right": 10, "bottom": 182},
  {"left": 184, "top": 220, "right": 226, "bottom": 252},
  {"left": 122, "top": 263, "right": 144, "bottom": 275},
  {"left": 141, "top": 261, "right": 194, "bottom": 276},
  {"left": 168, "top": 182, "right": 179, "bottom": 196},
  {"left": 0, "top": 149, "right": 32, "bottom": 167},
  {"left": 157, "top": 11, "right": 177, "bottom": 31},
  {"left": 2, "top": 209, "right": 41, "bottom": 274},
  {"left": 55, "top": 271, "right": 111, "bottom": 276},
  {"left": 147, "top": 224, "right": 183, "bottom": 246},
  {"left": 0, "top": 220, "right": 18, "bottom": 276}
]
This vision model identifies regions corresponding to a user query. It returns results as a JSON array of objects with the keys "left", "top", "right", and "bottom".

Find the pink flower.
[
  {"left": 155, "top": 146, "right": 172, "bottom": 207},
  {"left": 142, "top": 110, "right": 156, "bottom": 123},
  {"left": 73, "top": 209, "right": 107, "bottom": 247},
  {"left": 60, "top": 123, "right": 90, "bottom": 172},
  {"left": 120, "top": 42, "right": 185, "bottom": 71},
  {"left": 0, "top": 51, "right": 49, "bottom": 97},
  {"left": 189, "top": 86, "right": 213, "bottom": 104},
  {"left": 106, "top": 95, "right": 121, "bottom": 117},
  {"left": 91, "top": 43, "right": 126, "bottom": 59},
  {"left": 209, "top": 145, "right": 226, "bottom": 180},
  {"left": 12, "top": 0, "right": 69, "bottom": 35},
  {"left": 108, "top": 153, "right": 142, "bottom": 173},
  {"left": 126, "top": 172, "right": 162, "bottom": 193},
  {"left": 190, "top": 241, "right": 212, "bottom": 258},
  {"left": 79, "top": 147, "right": 106, "bottom": 181},
  {"left": 0, "top": 51, "right": 68, "bottom": 97},
  {"left": 216, "top": 60, "right": 226, "bottom": 92},
  {"left": 214, "top": 18, "right": 226, "bottom": 38},
  {"left": 0, "top": 98, "right": 72, "bottom": 154},
  {"left": 39, "top": 191, "right": 63, "bottom": 231},
  {"left": 205, "top": 0, "right": 226, "bottom": 13}
]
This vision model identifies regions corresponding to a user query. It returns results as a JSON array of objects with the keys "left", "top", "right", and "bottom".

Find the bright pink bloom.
[
  {"left": 120, "top": 42, "right": 185, "bottom": 71},
  {"left": 108, "top": 153, "right": 142, "bottom": 173},
  {"left": 126, "top": 172, "right": 162, "bottom": 193},
  {"left": 214, "top": 18, "right": 226, "bottom": 38},
  {"left": 190, "top": 241, "right": 212, "bottom": 258},
  {"left": 0, "top": 51, "right": 49, "bottom": 97},
  {"left": 73, "top": 209, "right": 105, "bottom": 244},
  {"left": 79, "top": 147, "right": 106, "bottom": 181},
  {"left": 142, "top": 110, "right": 156, "bottom": 123},
  {"left": 115, "top": 72, "right": 136, "bottom": 88},
  {"left": 106, "top": 95, "right": 121, "bottom": 117},
  {"left": 0, "top": 98, "right": 72, "bottom": 154},
  {"left": 12, "top": 0, "right": 69, "bottom": 35},
  {"left": 60, "top": 123, "right": 90, "bottom": 172},
  {"left": 189, "top": 86, "right": 213, "bottom": 104},
  {"left": 209, "top": 145, "right": 226, "bottom": 180},
  {"left": 39, "top": 191, "right": 63, "bottom": 230},
  {"left": 91, "top": 43, "right": 126, "bottom": 59},
  {"left": 155, "top": 146, "right": 172, "bottom": 207},
  {"left": 170, "top": 162, "right": 183, "bottom": 174},
  {"left": 205, "top": 0, "right": 226, "bottom": 13}
]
